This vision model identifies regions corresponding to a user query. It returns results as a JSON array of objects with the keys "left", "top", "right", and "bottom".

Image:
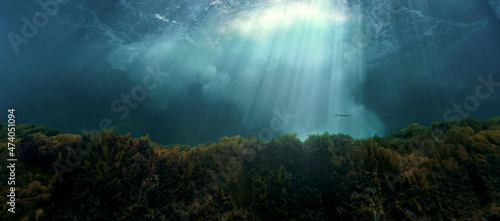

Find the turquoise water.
[{"left": 1, "top": 0, "right": 499, "bottom": 145}]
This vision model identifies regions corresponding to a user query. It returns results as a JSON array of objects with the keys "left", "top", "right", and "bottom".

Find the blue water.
[{"left": 1, "top": 0, "right": 499, "bottom": 145}]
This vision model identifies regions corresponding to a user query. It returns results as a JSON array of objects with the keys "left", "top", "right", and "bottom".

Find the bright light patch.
[
  {"left": 155, "top": 13, "right": 170, "bottom": 22},
  {"left": 108, "top": 0, "right": 384, "bottom": 140},
  {"left": 221, "top": 1, "right": 348, "bottom": 40}
]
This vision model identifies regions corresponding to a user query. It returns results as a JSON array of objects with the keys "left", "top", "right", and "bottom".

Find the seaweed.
[{"left": 1, "top": 116, "right": 499, "bottom": 220}]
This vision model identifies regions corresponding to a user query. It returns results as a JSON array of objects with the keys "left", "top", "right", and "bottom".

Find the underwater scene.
[{"left": 0, "top": 0, "right": 500, "bottom": 220}]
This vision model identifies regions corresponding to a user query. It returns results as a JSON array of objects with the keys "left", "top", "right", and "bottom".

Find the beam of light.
[{"left": 107, "top": 0, "right": 385, "bottom": 140}]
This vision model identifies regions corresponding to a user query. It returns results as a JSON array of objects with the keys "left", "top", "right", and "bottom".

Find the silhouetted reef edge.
[{"left": 1, "top": 117, "right": 500, "bottom": 220}]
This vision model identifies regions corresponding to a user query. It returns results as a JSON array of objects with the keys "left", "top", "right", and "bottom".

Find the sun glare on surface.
[{"left": 221, "top": 0, "right": 348, "bottom": 40}]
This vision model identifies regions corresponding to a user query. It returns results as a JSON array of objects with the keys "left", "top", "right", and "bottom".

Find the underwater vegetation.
[{"left": 0, "top": 117, "right": 499, "bottom": 220}]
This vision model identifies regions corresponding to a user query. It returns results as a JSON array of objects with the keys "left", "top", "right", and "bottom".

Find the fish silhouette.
[{"left": 335, "top": 114, "right": 351, "bottom": 117}]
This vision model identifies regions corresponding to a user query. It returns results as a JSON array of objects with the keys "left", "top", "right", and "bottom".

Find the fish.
[{"left": 335, "top": 114, "right": 351, "bottom": 117}]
